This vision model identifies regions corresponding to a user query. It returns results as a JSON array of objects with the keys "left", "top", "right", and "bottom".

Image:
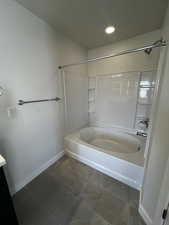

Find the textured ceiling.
[{"left": 16, "top": 0, "right": 168, "bottom": 49}]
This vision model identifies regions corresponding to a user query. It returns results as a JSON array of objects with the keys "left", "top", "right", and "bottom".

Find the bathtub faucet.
[{"left": 136, "top": 131, "right": 147, "bottom": 137}]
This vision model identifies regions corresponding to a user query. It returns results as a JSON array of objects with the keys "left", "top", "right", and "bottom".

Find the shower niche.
[
  {"left": 88, "top": 77, "right": 96, "bottom": 121},
  {"left": 135, "top": 71, "right": 156, "bottom": 132}
]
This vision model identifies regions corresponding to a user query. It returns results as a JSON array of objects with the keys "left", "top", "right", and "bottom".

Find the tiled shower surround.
[{"left": 88, "top": 71, "right": 156, "bottom": 131}]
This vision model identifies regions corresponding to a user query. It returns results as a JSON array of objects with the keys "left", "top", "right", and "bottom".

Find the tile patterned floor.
[{"left": 13, "top": 156, "right": 145, "bottom": 225}]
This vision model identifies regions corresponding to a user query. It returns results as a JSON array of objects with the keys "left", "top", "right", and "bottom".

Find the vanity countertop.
[{"left": 0, "top": 155, "right": 6, "bottom": 167}]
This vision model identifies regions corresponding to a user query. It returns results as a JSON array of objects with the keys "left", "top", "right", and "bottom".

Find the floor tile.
[{"left": 13, "top": 156, "right": 145, "bottom": 225}]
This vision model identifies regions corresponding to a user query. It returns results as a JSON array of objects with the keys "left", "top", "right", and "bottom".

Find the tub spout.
[{"left": 136, "top": 131, "right": 147, "bottom": 137}]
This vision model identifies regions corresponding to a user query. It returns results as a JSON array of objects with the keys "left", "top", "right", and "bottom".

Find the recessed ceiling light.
[{"left": 105, "top": 26, "right": 115, "bottom": 34}]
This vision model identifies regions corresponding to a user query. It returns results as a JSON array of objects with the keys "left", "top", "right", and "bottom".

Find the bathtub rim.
[
  {"left": 65, "top": 127, "right": 145, "bottom": 167},
  {"left": 80, "top": 127, "right": 142, "bottom": 154}
]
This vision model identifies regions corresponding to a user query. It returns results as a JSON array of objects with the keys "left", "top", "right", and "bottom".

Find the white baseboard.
[
  {"left": 139, "top": 203, "right": 152, "bottom": 225},
  {"left": 12, "top": 150, "right": 65, "bottom": 195},
  {"left": 66, "top": 149, "right": 140, "bottom": 190}
]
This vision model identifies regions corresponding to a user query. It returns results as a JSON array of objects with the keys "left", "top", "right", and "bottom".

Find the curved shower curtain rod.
[{"left": 58, "top": 39, "right": 167, "bottom": 69}]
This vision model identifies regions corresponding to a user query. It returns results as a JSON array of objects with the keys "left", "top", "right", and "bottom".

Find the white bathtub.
[{"left": 65, "top": 127, "right": 145, "bottom": 190}]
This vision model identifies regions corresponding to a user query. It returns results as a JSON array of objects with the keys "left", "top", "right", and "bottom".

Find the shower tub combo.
[{"left": 65, "top": 127, "right": 145, "bottom": 190}]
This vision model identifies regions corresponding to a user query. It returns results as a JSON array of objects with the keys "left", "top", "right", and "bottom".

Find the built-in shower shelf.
[
  {"left": 88, "top": 110, "right": 95, "bottom": 113},
  {"left": 139, "top": 85, "right": 155, "bottom": 88},
  {"left": 138, "top": 103, "right": 152, "bottom": 105},
  {"left": 136, "top": 115, "right": 148, "bottom": 119},
  {"left": 88, "top": 98, "right": 95, "bottom": 102},
  {"left": 88, "top": 77, "right": 96, "bottom": 119},
  {"left": 134, "top": 70, "right": 156, "bottom": 129}
]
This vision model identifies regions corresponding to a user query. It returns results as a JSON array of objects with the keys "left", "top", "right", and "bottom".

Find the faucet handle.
[{"left": 138, "top": 118, "right": 149, "bottom": 129}]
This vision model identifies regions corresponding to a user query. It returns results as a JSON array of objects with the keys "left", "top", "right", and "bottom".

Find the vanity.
[{"left": 0, "top": 155, "right": 19, "bottom": 224}]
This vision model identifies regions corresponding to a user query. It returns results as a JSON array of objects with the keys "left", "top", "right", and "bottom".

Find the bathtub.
[{"left": 65, "top": 127, "right": 145, "bottom": 190}]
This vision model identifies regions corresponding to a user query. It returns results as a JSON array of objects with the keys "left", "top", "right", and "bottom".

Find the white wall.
[
  {"left": 140, "top": 2, "right": 169, "bottom": 224},
  {"left": 0, "top": 0, "right": 88, "bottom": 193},
  {"left": 62, "top": 65, "right": 88, "bottom": 134},
  {"left": 88, "top": 30, "right": 161, "bottom": 76}
]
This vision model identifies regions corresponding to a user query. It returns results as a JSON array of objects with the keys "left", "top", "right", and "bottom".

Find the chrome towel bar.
[{"left": 18, "top": 97, "right": 61, "bottom": 105}]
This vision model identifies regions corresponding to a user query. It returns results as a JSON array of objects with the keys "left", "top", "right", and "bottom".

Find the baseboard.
[
  {"left": 12, "top": 150, "right": 65, "bottom": 195},
  {"left": 66, "top": 149, "right": 140, "bottom": 190},
  {"left": 139, "top": 203, "right": 152, "bottom": 225}
]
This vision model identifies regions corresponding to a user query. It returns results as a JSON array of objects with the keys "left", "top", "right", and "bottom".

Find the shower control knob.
[{"left": 138, "top": 119, "right": 149, "bottom": 129}]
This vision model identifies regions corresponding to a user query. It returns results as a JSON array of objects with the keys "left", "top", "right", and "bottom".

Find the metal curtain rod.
[
  {"left": 18, "top": 97, "right": 61, "bottom": 105},
  {"left": 58, "top": 39, "right": 166, "bottom": 69}
]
